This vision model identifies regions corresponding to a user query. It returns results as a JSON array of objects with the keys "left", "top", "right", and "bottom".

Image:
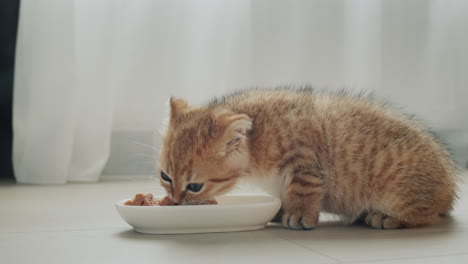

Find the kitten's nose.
[
  {"left": 168, "top": 195, "right": 180, "bottom": 205},
  {"left": 170, "top": 191, "right": 184, "bottom": 205}
]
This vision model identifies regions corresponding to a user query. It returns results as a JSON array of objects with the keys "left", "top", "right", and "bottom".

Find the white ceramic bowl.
[{"left": 115, "top": 195, "right": 281, "bottom": 234}]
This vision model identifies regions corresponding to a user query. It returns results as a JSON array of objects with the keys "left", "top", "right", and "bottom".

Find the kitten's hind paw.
[
  {"left": 365, "top": 212, "right": 402, "bottom": 229},
  {"left": 282, "top": 212, "right": 318, "bottom": 230}
]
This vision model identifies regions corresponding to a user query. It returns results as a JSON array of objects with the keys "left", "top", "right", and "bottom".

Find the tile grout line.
[
  {"left": 282, "top": 237, "right": 343, "bottom": 264},
  {"left": 0, "top": 227, "right": 129, "bottom": 235}
]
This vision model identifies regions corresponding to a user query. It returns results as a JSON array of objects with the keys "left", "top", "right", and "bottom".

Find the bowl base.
[{"left": 133, "top": 224, "right": 266, "bottom": 234}]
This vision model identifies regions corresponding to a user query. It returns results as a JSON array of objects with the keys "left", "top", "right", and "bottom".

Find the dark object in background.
[{"left": 0, "top": 0, "right": 20, "bottom": 180}]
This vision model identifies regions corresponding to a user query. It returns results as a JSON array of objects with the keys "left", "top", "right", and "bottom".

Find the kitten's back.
[{"left": 212, "top": 88, "right": 458, "bottom": 225}]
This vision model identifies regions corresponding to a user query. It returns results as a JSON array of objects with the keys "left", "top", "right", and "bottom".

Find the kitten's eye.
[
  {"left": 186, "top": 183, "right": 204, "bottom": 192},
  {"left": 160, "top": 171, "right": 172, "bottom": 183}
]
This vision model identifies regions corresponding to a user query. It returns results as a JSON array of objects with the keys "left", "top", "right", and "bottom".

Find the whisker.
[
  {"left": 132, "top": 141, "right": 159, "bottom": 152},
  {"left": 141, "top": 161, "right": 157, "bottom": 167},
  {"left": 149, "top": 175, "right": 160, "bottom": 183},
  {"left": 138, "top": 161, "right": 158, "bottom": 173},
  {"left": 134, "top": 153, "right": 156, "bottom": 159},
  {"left": 118, "top": 175, "right": 156, "bottom": 183},
  {"left": 130, "top": 157, "right": 159, "bottom": 176}
]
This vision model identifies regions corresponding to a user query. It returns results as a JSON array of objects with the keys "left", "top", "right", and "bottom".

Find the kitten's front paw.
[{"left": 282, "top": 212, "right": 318, "bottom": 230}]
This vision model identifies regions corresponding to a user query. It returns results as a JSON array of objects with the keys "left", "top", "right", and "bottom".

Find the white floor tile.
[
  {"left": 360, "top": 253, "right": 468, "bottom": 264},
  {"left": 0, "top": 171, "right": 466, "bottom": 264},
  {"left": 0, "top": 180, "right": 164, "bottom": 233},
  {"left": 292, "top": 229, "right": 467, "bottom": 263},
  {"left": 0, "top": 229, "right": 336, "bottom": 264},
  {"left": 266, "top": 214, "right": 468, "bottom": 263}
]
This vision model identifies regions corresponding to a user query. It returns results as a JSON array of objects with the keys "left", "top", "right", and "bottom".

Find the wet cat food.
[{"left": 124, "top": 193, "right": 217, "bottom": 206}]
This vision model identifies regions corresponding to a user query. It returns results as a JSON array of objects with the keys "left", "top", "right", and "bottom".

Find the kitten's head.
[{"left": 158, "top": 97, "right": 252, "bottom": 205}]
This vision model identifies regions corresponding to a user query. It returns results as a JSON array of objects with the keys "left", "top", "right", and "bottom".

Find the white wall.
[
  {"left": 99, "top": 0, "right": 468, "bottom": 176},
  {"left": 15, "top": 0, "right": 467, "bottom": 184}
]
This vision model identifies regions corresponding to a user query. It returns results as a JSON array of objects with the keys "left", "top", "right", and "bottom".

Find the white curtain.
[{"left": 14, "top": 0, "right": 468, "bottom": 184}]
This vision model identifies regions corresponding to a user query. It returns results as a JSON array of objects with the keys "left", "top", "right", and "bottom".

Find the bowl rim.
[{"left": 115, "top": 194, "right": 281, "bottom": 210}]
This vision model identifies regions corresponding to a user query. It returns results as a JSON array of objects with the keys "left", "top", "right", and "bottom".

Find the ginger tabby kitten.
[{"left": 158, "top": 88, "right": 458, "bottom": 229}]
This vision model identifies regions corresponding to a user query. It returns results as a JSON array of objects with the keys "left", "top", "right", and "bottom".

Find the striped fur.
[{"left": 158, "top": 88, "right": 458, "bottom": 229}]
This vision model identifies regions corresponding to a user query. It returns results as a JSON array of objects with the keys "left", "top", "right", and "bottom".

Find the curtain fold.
[
  {"left": 13, "top": 0, "right": 468, "bottom": 183},
  {"left": 14, "top": 0, "right": 77, "bottom": 184}
]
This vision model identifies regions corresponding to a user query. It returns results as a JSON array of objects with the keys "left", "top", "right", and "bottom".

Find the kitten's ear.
[
  {"left": 170, "top": 97, "right": 189, "bottom": 119},
  {"left": 221, "top": 114, "right": 252, "bottom": 155}
]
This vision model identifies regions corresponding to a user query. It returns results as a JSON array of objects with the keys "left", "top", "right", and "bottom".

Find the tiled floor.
[{"left": 1, "top": 172, "right": 467, "bottom": 264}]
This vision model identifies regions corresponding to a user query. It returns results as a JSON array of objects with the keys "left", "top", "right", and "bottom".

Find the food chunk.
[
  {"left": 124, "top": 193, "right": 217, "bottom": 206},
  {"left": 124, "top": 193, "right": 158, "bottom": 206}
]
